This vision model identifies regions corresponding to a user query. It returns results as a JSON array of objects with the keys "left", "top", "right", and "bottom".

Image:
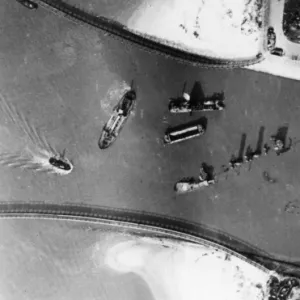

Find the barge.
[{"left": 164, "top": 120, "right": 205, "bottom": 145}]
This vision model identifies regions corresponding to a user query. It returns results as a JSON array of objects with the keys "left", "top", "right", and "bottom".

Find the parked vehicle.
[
  {"left": 270, "top": 47, "right": 285, "bottom": 57},
  {"left": 267, "top": 27, "right": 276, "bottom": 51}
]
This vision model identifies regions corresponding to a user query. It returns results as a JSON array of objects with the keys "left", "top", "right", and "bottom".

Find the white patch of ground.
[
  {"left": 127, "top": 0, "right": 265, "bottom": 59},
  {"left": 105, "top": 236, "right": 272, "bottom": 300},
  {"left": 245, "top": 54, "right": 300, "bottom": 80}
]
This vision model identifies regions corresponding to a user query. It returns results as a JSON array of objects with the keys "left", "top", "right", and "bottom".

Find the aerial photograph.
[{"left": 1, "top": 0, "right": 300, "bottom": 299}]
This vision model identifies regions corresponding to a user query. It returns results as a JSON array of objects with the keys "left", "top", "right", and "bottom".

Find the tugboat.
[
  {"left": 169, "top": 82, "right": 225, "bottom": 113},
  {"left": 164, "top": 119, "right": 205, "bottom": 145},
  {"left": 99, "top": 83, "right": 136, "bottom": 149},
  {"left": 15, "top": 0, "right": 38, "bottom": 9}
]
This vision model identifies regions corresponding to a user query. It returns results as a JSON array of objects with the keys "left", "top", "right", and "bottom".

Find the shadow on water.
[
  {"left": 201, "top": 162, "right": 214, "bottom": 180},
  {"left": 190, "top": 81, "right": 205, "bottom": 106},
  {"left": 272, "top": 125, "right": 289, "bottom": 145},
  {"left": 229, "top": 133, "right": 247, "bottom": 167},
  {"left": 238, "top": 133, "right": 247, "bottom": 161},
  {"left": 255, "top": 126, "right": 265, "bottom": 155}
]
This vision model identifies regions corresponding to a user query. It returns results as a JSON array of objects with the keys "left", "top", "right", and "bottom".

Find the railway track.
[{"left": 28, "top": 0, "right": 269, "bottom": 69}]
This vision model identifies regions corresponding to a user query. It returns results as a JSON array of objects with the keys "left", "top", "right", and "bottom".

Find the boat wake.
[
  {"left": 0, "top": 92, "right": 73, "bottom": 175},
  {"left": 100, "top": 80, "right": 132, "bottom": 116}
]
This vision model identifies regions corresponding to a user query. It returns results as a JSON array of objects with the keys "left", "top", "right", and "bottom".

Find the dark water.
[{"left": 2, "top": 0, "right": 300, "bottom": 272}]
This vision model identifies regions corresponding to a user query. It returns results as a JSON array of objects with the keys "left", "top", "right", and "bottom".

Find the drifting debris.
[
  {"left": 252, "top": 151, "right": 262, "bottom": 159},
  {"left": 263, "top": 143, "right": 271, "bottom": 155},
  {"left": 262, "top": 171, "right": 277, "bottom": 183},
  {"left": 270, "top": 136, "right": 292, "bottom": 156},
  {"left": 244, "top": 145, "right": 255, "bottom": 163},
  {"left": 229, "top": 155, "right": 243, "bottom": 169},
  {"left": 284, "top": 199, "right": 300, "bottom": 214}
]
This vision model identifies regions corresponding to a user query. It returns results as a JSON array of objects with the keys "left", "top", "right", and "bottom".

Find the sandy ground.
[
  {"left": 2, "top": 0, "right": 300, "bottom": 268},
  {"left": 0, "top": 218, "right": 273, "bottom": 300},
  {"left": 56, "top": 0, "right": 265, "bottom": 59},
  {"left": 0, "top": 219, "right": 154, "bottom": 300},
  {"left": 126, "top": 0, "right": 265, "bottom": 59}
]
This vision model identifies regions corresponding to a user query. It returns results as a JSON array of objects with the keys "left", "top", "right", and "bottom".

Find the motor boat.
[{"left": 15, "top": 0, "right": 38, "bottom": 10}]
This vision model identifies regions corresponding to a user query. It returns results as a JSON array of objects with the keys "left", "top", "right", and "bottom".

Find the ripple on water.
[{"left": 19, "top": 29, "right": 78, "bottom": 78}]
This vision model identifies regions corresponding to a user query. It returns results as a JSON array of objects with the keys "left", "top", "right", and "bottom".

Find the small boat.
[
  {"left": 174, "top": 177, "right": 209, "bottom": 193},
  {"left": 168, "top": 92, "right": 191, "bottom": 113},
  {"left": 99, "top": 88, "right": 136, "bottom": 149},
  {"left": 15, "top": 0, "right": 38, "bottom": 9},
  {"left": 175, "top": 164, "right": 215, "bottom": 193},
  {"left": 164, "top": 120, "right": 205, "bottom": 145},
  {"left": 49, "top": 157, "right": 72, "bottom": 172}
]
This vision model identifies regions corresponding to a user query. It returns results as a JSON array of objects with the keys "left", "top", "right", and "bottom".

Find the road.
[
  {"left": 267, "top": 0, "right": 300, "bottom": 58},
  {"left": 2, "top": 0, "right": 300, "bottom": 264},
  {"left": 247, "top": 0, "right": 300, "bottom": 80}
]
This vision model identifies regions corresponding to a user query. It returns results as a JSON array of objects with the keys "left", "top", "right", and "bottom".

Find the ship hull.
[
  {"left": 99, "top": 90, "right": 136, "bottom": 149},
  {"left": 164, "top": 122, "right": 206, "bottom": 145},
  {"left": 169, "top": 93, "right": 225, "bottom": 113}
]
